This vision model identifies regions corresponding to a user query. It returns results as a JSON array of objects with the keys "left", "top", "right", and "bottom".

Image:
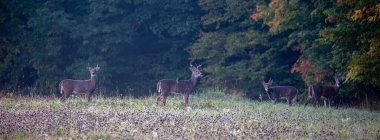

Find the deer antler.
[
  {"left": 196, "top": 64, "right": 202, "bottom": 68},
  {"left": 194, "top": 63, "right": 203, "bottom": 69}
]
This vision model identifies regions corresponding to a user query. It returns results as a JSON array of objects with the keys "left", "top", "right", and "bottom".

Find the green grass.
[{"left": 0, "top": 91, "right": 379, "bottom": 139}]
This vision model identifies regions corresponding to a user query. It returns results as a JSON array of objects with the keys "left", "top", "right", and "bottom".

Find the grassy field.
[{"left": 1, "top": 90, "right": 379, "bottom": 139}]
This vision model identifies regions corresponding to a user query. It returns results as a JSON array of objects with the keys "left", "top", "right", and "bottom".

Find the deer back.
[
  {"left": 175, "top": 80, "right": 195, "bottom": 93},
  {"left": 157, "top": 79, "right": 195, "bottom": 94},
  {"left": 157, "top": 79, "right": 178, "bottom": 93},
  {"left": 310, "top": 84, "right": 338, "bottom": 98},
  {"left": 321, "top": 85, "right": 338, "bottom": 98},
  {"left": 61, "top": 78, "right": 96, "bottom": 93},
  {"left": 268, "top": 86, "right": 298, "bottom": 99}
]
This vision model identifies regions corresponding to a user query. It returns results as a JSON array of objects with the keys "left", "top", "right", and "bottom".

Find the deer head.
[
  {"left": 262, "top": 78, "right": 273, "bottom": 92},
  {"left": 190, "top": 64, "right": 203, "bottom": 78},
  {"left": 87, "top": 64, "right": 100, "bottom": 77},
  {"left": 334, "top": 76, "right": 346, "bottom": 88}
]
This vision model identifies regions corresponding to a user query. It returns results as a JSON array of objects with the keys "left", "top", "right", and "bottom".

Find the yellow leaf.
[{"left": 351, "top": 9, "right": 363, "bottom": 21}]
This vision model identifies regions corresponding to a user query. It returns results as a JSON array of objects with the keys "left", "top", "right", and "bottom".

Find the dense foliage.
[
  {"left": 1, "top": 0, "right": 379, "bottom": 107},
  {"left": 0, "top": 0, "right": 200, "bottom": 96}
]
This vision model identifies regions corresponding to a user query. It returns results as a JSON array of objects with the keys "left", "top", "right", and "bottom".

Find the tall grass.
[{"left": 0, "top": 89, "right": 379, "bottom": 139}]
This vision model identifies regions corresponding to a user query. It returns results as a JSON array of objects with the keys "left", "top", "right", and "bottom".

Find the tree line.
[{"left": 0, "top": 0, "right": 379, "bottom": 108}]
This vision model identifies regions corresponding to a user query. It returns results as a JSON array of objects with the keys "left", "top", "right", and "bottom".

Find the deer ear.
[{"left": 190, "top": 64, "right": 196, "bottom": 70}]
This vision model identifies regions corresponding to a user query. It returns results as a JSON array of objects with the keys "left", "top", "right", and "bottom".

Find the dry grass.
[{"left": 0, "top": 92, "right": 379, "bottom": 139}]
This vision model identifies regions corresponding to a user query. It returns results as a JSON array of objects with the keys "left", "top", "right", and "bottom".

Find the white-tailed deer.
[
  {"left": 304, "top": 76, "right": 345, "bottom": 107},
  {"left": 156, "top": 64, "right": 203, "bottom": 106},
  {"left": 262, "top": 79, "right": 299, "bottom": 106},
  {"left": 59, "top": 65, "right": 100, "bottom": 102}
]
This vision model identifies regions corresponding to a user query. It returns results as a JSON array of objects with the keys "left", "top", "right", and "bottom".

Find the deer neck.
[
  {"left": 90, "top": 75, "right": 97, "bottom": 84},
  {"left": 265, "top": 88, "right": 274, "bottom": 99},
  {"left": 190, "top": 75, "right": 198, "bottom": 86},
  {"left": 333, "top": 85, "right": 339, "bottom": 92},
  {"left": 333, "top": 82, "right": 340, "bottom": 92}
]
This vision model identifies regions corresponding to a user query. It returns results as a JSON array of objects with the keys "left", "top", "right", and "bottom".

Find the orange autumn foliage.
[
  {"left": 251, "top": 12, "right": 264, "bottom": 21},
  {"left": 251, "top": 4, "right": 267, "bottom": 21},
  {"left": 351, "top": 3, "right": 380, "bottom": 22},
  {"left": 269, "top": 0, "right": 280, "bottom": 8},
  {"left": 291, "top": 55, "right": 327, "bottom": 83}
]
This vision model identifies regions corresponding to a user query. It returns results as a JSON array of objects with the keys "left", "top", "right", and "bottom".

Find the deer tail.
[
  {"left": 311, "top": 86, "right": 315, "bottom": 98},
  {"left": 59, "top": 81, "right": 63, "bottom": 95},
  {"left": 292, "top": 93, "right": 298, "bottom": 103},
  {"left": 157, "top": 81, "right": 161, "bottom": 94}
]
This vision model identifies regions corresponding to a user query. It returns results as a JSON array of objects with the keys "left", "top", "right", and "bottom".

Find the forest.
[{"left": 1, "top": 0, "right": 379, "bottom": 108}]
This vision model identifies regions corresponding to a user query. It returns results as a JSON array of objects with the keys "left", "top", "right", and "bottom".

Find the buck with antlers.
[
  {"left": 304, "top": 76, "right": 345, "bottom": 107},
  {"left": 262, "top": 79, "right": 299, "bottom": 106},
  {"left": 59, "top": 65, "right": 100, "bottom": 102},
  {"left": 156, "top": 64, "right": 203, "bottom": 106}
]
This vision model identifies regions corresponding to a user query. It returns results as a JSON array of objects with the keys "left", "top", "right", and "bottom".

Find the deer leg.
[
  {"left": 304, "top": 97, "right": 311, "bottom": 108},
  {"left": 328, "top": 98, "right": 331, "bottom": 107},
  {"left": 60, "top": 93, "right": 67, "bottom": 102},
  {"left": 292, "top": 95, "right": 298, "bottom": 106},
  {"left": 271, "top": 99, "right": 277, "bottom": 104},
  {"left": 60, "top": 90, "right": 70, "bottom": 102},
  {"left": 312, "top": 98, "right": 318, "bottom": 107},
  {"left": 156, "top": 95, "right": 162, "bottom": 105},
  {"left": 326, "top": 99, "right": 330, "bottom": 107},
  {"left": 287, "top": 100, "right": 291, "bottom": 106},
  {"left": 60, "top": 92, "right": 65, "bottom": 101},
  {"left": 86, "top": 92, "right": 92, "bottom": 102},
  {"left": 183, "top": 93, "right": 189, "bottom": 106},
  {"left": 334, "top": 99, "right": 338, "bottom": 109},
  {"left": 162, "top": 94, "right": 167, "bottom": 106}
]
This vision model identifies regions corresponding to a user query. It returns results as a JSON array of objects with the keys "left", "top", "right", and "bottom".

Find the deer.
[
  {"left": 59, "top": 65, "right": 100, "bottom": 102},
  {"left": 304, "top": 76, "right": 345, "bottom": 108},
  {"left": 262, "top": 79, "right": 299, "bottom": 106},
  {"left": 156, "top": 64, "right": 203, "bottom": 106}
]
